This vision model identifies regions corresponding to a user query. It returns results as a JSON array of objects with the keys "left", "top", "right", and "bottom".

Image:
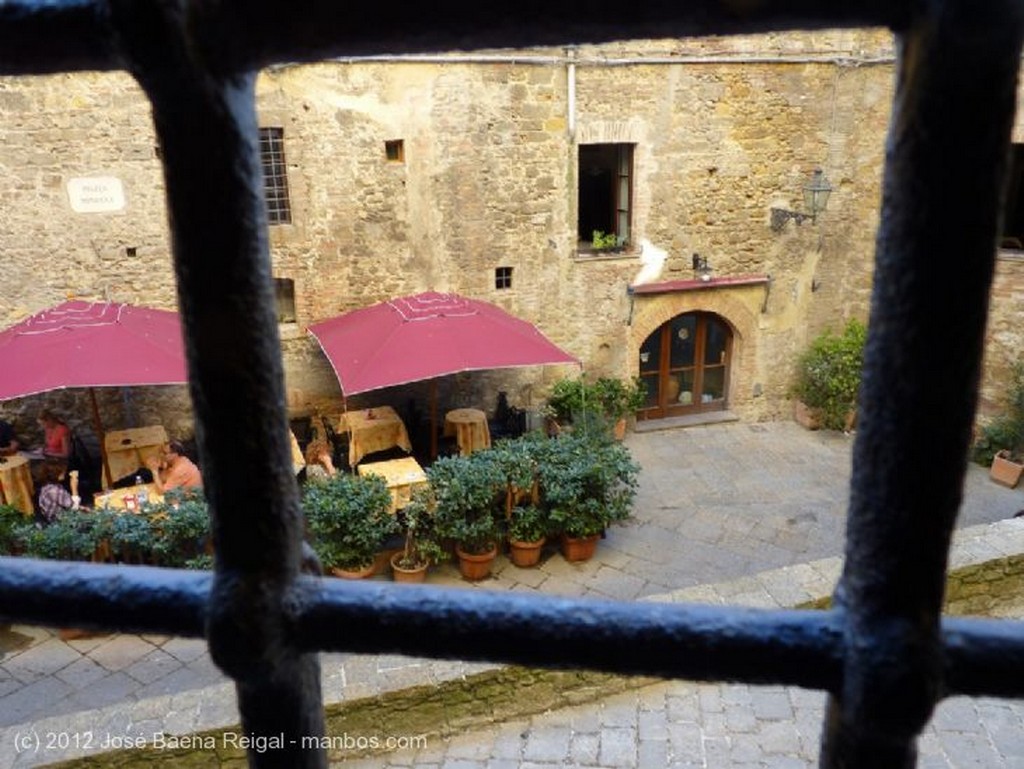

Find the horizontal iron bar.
[
  {"left": 3, "top": 558, "right": 1022, "bottom": 699},
  {"left": 300, "top": 579, "right": 846, "bottom": 689},
  {"left": 942, "top": 616, "right": 1024, "bottom": 698},
  {"left": 0, "top": 0, "right": 907, "bottom": 76},
  {"left": 0, "top": 557, "right": 210, "bottom": 637}
]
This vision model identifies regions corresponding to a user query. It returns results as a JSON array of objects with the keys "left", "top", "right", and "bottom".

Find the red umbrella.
[
  {"left": 0, "top": 300, "right": 187, "bottom": 400},
  {"left": 308, "top": 291, "right": 579, "bottom": 455},
  {"left": 0, "top": 300, "right": 188, "bottom": 484}
]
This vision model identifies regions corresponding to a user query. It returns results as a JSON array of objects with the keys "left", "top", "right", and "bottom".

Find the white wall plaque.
[{"left": 67, "top": 176, "right": 126, "bottom": 213}]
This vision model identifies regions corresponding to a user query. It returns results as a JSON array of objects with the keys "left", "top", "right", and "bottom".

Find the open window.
[{"left": 577, "top": 143, "right": 634, "bottom": 252}]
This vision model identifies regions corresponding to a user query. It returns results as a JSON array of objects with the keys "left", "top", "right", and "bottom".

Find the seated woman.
[
  {"left": 304, "top": 438, "right": 337, "bottom": 482},
  {"left": 36, "top": 458, "right": 76, "bottom": 525},
  {"left": 38, "top": 409, "right": 71, "bottom": 460},
  {"left": 145, "top": 440, "right": 202, "bottom": 494}
]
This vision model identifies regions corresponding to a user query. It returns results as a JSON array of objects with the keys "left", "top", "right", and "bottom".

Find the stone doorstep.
[{"left": 25, "top": 519, "right": 1024, "bottom": 769}]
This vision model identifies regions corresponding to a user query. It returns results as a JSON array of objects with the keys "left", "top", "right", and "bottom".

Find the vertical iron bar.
[
  {"left": 105, "top": 2, "right": 326, "bottom": 767},
  {"left": 822, "top": 3, "right": 1024, "bottom": 767}
]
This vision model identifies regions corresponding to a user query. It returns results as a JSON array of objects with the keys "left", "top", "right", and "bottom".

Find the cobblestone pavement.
[
  {"left": 1, "top": 421, "right": 1022, "bottom": 767},
  {"left": 337, "top": 685, "right": 1024, "bottom": 768}
]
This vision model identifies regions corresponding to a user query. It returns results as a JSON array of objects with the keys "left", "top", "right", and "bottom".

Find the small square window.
[
  {"left": 385, "top": 140, "right": 404, "bottom": 163},
  {"left": 495, "top": 267, "right": 513, "bottom": 290}
]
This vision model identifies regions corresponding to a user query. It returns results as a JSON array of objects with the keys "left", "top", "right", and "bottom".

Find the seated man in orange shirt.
[{"left": 146, "top": 440, "right": 203, "bottom": 493}]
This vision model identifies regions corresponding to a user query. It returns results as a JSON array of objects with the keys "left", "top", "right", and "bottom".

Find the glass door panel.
[
  {"left": 669, "top": 315, "right": 697, "bottom": 368},
  {"left": 704, "top": 319, "right": 729, "bottom": 366},
  {"left": 637, "top": 312, "right": 731, "bottom": 420},
  {"left": 701, "top": 366, "right": 726, "bottom": 402}
]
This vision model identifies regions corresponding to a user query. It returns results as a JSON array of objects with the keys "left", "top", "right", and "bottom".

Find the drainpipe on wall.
[{"left": 566, "top": 47, "right": 576, "bottom": 140}]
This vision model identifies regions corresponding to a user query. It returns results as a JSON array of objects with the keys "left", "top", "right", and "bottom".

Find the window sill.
[
  {"left": 278, "top": 322, "right": 303, "bottom": 341},
  {"left": 573, "top": 248, "right": 639, "bottom": 262}
]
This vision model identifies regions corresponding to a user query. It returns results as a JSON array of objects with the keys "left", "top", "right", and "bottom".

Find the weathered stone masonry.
[{"left": 1, "top": 31, "right": 1021, "bottom": 439}]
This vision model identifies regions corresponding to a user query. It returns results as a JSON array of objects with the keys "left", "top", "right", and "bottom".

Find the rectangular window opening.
[
  {"left": 385, "top": 139, "right": 405, "bottom": 163},
  {"left": 274, "top": 277, "right": 296, "bottom": 323},
  {"left": 259, "top": 127, "right": 292, "bottom": 225},
  {"left": 578, "top": 143, "right": 634, "bottom": 252},
  {"left": 495, "top": 266, "right": 513, "bottom": 290},
  {"left": 1001, "top": 143, "right": 1024, "bottom": 249}
]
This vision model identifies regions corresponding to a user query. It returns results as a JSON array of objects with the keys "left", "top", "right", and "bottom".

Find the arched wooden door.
[{"left": 637, "top": 312, "right": 732, "bottom": 420}]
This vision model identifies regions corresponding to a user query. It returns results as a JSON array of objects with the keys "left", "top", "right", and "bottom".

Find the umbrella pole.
[
  {"left": 90, "top": 388, "right": 112, "bottom": 488},
  {"left": 430, "top": 379, "right": 438, "bottom": 461}
]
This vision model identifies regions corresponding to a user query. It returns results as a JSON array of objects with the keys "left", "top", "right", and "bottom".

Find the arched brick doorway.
[{"left": 637, "top": 311, "right": 732, "bottom": 420}]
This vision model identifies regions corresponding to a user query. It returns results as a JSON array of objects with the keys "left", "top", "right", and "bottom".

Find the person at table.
[
  {"left": 0, "top": 418, "right": 18, "bottom": 456},
  {"left": 36, "top": 458, "right": 76, "bottom": 525},
  {"left": 38, "top": 409, "right": 71, "bottom": 459},
  {"left": 304, "top": 439, "right": 337, "bottom": 482},
  {"left": 146, "top": 440, "right": 203, "bottom": 493}
]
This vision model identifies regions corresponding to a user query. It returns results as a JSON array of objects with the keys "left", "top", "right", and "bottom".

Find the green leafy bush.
[
  {"left": 0, "top": 504, "right": 25, "bottom": 555},
  {"left": 546, "top": 376, "right": 644, "bottom": 429},
  {"left": 302, "top": 473, "right": 399, "bottom": 571},
  {"left": 429, "top": 452, "right": 504, "bottom": 555},
  {"left": 973, "top": 361, "right": 1024, "bottom": 465},
  {"left": 537, "top": 432, "right": 639, "bottom": 538},
  {"left": 791, "top": 319, "right": 867, "bottom": 430},
  {"left": 507, "top": 503, "right": 549, "bottom": 543}
]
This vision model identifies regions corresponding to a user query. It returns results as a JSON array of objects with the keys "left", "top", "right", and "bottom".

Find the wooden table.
[
  {"left": 104, "top": 426, "right": 168, "bottom": 488},
  {"left": 92, "top": 483, "right": 164, "bottom": 511},
  {"left": 444, "top": 408, "right": 492, "bottom": 456},
  {"left": 358, "top": 456, "right": 428, "bottom": 514},
  {"left": 339, "top": 406, "right": 413, "bottom": 466},
  {"left": 0, "top": 453, "right": 34, "bottom": 516}
]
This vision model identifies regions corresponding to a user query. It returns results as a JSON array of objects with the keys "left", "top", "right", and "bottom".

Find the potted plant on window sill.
[
  {"left": 589, "top": 230, "right": 627, "bottom": 254},
  {"left": 302, "top": 473, "right": 399, "bottom": 578},
  {"left": 973, "top": 361, "right": 1024, "bottom": 489}
]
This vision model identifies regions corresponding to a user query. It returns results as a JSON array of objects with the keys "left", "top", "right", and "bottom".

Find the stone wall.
[{"left": 0, "top": 30, "right": 1019, "bottom": 434}]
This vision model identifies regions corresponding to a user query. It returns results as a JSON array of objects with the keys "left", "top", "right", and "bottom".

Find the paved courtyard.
[{"left": 1, "top": 421, "right": 1022, "bottom": 767}]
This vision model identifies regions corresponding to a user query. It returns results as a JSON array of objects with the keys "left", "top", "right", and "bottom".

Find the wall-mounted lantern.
[
  {"left": 692, "top": 253, "right": 713, "bottom": 282},
  {"left": 770, "top": 168, "right": 833, "bottom": 231}
]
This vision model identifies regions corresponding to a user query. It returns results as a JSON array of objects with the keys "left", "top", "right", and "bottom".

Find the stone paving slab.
[{"left": 1, "top": 421, "right": 1022, "bottom": 767}]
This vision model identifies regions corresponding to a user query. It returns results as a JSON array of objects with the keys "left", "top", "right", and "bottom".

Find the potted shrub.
[
  {"left": 790, "top": 319, "right": 866, "bottom": 431},
  {"left": 546, "top": 377, "right": 591, "bottom": 428},
  {"left": 973, "top": 361, "right": 1024, "bottom": 488},
  {"left": 302, "top": 473, "right": 399, "bottom": 577},
  {"left": 539, "top": 432, "right": 639, "bottom": 562},
  {"left": 429, "top": 452, "right": 504, "bottom": 580},
  {"left": 593, "top": 376, "right": 646, "bottom": 440},
  {"left": 390, "top": 487, "right": 447, "bottom": 583},
  {"left": 506, "top": 503, "right": 549, "bottom": 567}
]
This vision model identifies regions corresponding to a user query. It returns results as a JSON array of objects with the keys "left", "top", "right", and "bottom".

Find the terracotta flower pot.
[
  {"left": 330, "top": 561, "right": 377, "bottom": 579},
  {"left": 560, "top": 533, "right": 600, "bottom": 563},
  {"left": 390, "top": 553, "right": 429, "bottom": 583},
  {"left": 455, "top": 544, "right": 497, "bottom": 581},
  {"left": 794, "top": 400, "right": 823, "bottom": 430},
  {"left": 990, "top": 451, "right": 1024, "bottom": 488},
  {"left": 508, "top": 537, "right": 546, "bottom": 568}
]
